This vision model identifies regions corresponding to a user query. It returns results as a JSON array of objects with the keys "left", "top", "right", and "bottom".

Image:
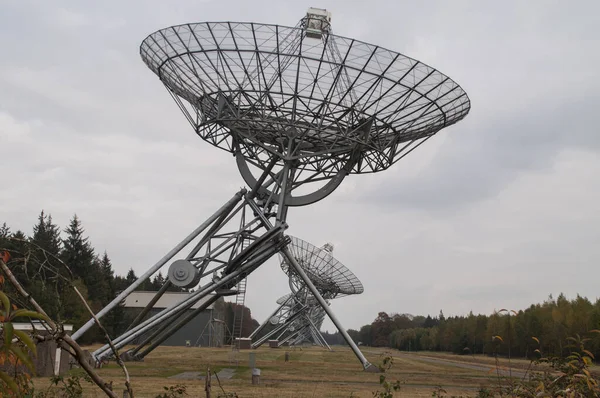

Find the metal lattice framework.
[
  {"left": 251, "top": 238, "right": 363, "bottom": 349},
  {"left": 140, "top": 16, "right": 470, "bottom": 206},
  {"left": 250, "top": 290, "right": 331, "bottom": 350},
  {"left": 71, "top": 8, "right": 470, "bottom": 373},
  {"left": 280, "top": 237, "right": 363, "bottom": 299},
  {"left": 276, "top": 296, "right": 329, "bottom": 348}
]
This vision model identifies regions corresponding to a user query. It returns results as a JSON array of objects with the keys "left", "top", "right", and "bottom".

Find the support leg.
[
  {"left": 251, "top": 310, "right": 304, "bottom": 349},
  {"left": 249, "top": 295, "right": 293, "bottom": 340},
  {"left": 94, "top": 233, "right": 287, "bottom": 360},
  {"left": 135, "top": 294, "right": 222, "bottom": 359},
  {"left": 306, "top": 316, "right": 331, "bottom": 351},
  {"left": 72, "top": 190, "right": 245, "bottom": 341},
  {"left": 281, "top": 247, "right": 377, "bottom": 371}
]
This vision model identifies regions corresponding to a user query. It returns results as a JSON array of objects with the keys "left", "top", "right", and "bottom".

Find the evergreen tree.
[
  {"left": 61, "top": 214, "right": 95, "bottom": 280},
  {"left": 0, "top": 222, "right": 10, "bottom": 239},
  {"left": 126, "top": 268, "right": 137, "bottom": 285},
  {"left": 152, "top": 271, "right": 166, "bottom": 290},
  {"left": 2, "top": 229, "right": 31, "bottom": 295},
  {"left": 61, "top": 215, "right": 110, "bottom": 304},
  {"left": 98, "top": 251, "right": 117, "bottom": 303},
  {"left": 32, "top": 211, "right": 62, "bottom": 255},
  {"left": 99, "top": 252, "right": 126, "bottom": 337},
  {"left": 29, "top": 211, "right": 63, "bottom": 319},
  {"left": 100, "top": 251, "right": 115, "bottom": 287}
]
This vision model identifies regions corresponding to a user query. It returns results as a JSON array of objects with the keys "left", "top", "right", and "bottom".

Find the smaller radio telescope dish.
[
  {"left": 269, "top": 316, "right": 280, "bottom": 325},
  {"left": 279, "top": 236, "right": 363, "bottom": 300}
]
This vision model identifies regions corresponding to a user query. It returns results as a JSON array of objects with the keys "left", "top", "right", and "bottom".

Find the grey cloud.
[{"left": 361, "top": 78, "right": 600, "bottom": 212}]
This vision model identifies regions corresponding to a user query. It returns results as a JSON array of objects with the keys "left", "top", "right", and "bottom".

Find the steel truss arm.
[
  {"left": 305, "top": 315, "right": 331, "bottom": 350},
  {"left": 134, "top": 293, "right": 222, "bottom": 358},
  {"left": 72, "top": 190, "right": 246, "bottom": 341},
  {"left": 249, "top": 295, "right": 293, "bottom": 340},
  {"left": 93, "top": 227, "right": 288, "bottom": 360},
  {"left": 281, "top": 246, "right": 376, "bottom": 371},
  {"left": 251, "top": 306, "right": 306, "bottom": 349}
]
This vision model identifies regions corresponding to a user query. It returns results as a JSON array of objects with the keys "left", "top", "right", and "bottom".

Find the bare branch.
[
  {"left": 0, "top": 256, "right": 118, "bottom": 398},
  {"left": 60, "top": 334, "right": 118, "bottom": 398},
  {"left": 2, "top": 236, "right": 74, "bottom": 279},
  {"left": 72, "top": 285, "right": 134, "bottom": 397},
  {"left": 0, "top": 256, "right": 53, "bottom": 324}
]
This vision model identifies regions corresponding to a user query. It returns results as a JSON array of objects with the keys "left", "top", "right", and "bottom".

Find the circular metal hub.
[{"left": 168, "top": 259, "right": 201, "bottom": 288}]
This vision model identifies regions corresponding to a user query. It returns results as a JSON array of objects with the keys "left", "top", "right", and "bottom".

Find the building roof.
[
  {"left": 123, "top": 291, "right": 216, "bottom": 310},
  {"left": 5, "top": 321, "right": 73, "bottom": 332}
]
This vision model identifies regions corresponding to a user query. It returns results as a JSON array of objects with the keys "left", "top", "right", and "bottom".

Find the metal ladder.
[
  {"left": 231, "top": 278, "right": 247, "bottom": 347},
  {"left": 231, "top": 237, "right": 249, "bottom": 350}
]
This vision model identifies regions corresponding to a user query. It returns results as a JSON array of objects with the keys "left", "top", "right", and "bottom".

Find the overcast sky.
[{"left": 1, "top": 0, "right": 599, "bottom": 333}]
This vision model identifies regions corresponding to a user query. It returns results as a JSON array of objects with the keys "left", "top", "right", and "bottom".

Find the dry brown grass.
[{"left": 31, "top": 346, "right": 513, "bottom": 397}]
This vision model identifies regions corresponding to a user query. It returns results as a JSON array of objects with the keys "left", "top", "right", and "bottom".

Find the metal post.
[
  {"left": 72, "top": 190, "right": 245, "bottom": 341},
  {"left": 306, "top": 316, "right": 331, "bottom": 351},
  {"left": 276, "top": 161, "right": 291, "bottom": 223},
  {"left": 281, "top": 247, "right": 376, "bottom": 371},
  {"left": 209, "top": 309, "right": 213, "bottom": 347}
]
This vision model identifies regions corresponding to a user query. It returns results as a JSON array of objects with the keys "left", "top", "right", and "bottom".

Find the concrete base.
[{"left": 364, "top": 363, "right": 381, "bottom": 373}]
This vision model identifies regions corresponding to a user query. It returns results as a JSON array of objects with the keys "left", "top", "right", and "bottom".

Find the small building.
[
  {"left": 268, "top": 339, "right": 279, "bottom": 348},
  {"left": 123, "top": 291, "right": 225, "bottom": 347},
  {"left": 0, "top": 322, "right": 73, "bottom": 377}
]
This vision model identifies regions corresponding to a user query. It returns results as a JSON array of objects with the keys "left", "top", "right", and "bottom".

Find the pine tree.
[
  {"left": 29, "top": 211, "right": 63, "bottom": 319},
  {"left": 99, "top": 252, "right": 126, "bottom": 337},
  {"left": 126, "top": 268, "right": 137, "bottom": 285},
  {"left": 61, "top": 215, "right": 95, "bottom": 280},
  {"left": 0, "top": 222, "right": 10, "bottom": 239},
  {"left": 152, "top": 271, "right": 166, "bottom": 290},
  {"left": 61, "top": 215, "right": 109, "bottom": 305},
  {"left": 3, "top": 230, "right": 30, "bottom": 290},
  {"left": 100, "top": 252, "right": 114, "bottom": 285},
  {"left": 32, "top": 211, "right": 62, "bottom": 254},
  {"left": 98, "top": 251, "right": 116, "bottom": 303}
]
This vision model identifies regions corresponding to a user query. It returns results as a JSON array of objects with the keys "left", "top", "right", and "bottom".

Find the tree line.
[
  {"left": 0, "top": 212, "right": 189, "bottom": 344},
  {"left": 344, "top": 294, "right": 600, "bottom": 359}
]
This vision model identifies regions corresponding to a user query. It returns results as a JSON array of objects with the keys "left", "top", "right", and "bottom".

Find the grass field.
[{"left": 31, "top": 345, "right": 546, "bottom": 397}]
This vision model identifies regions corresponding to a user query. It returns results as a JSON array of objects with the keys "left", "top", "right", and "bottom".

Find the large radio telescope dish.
[
  {"left": 140, "top": 14, "right": 470, "bottom": 206},
  {"left": 80, "top": 9, "right": 471, "bottom": 373},
  {"left": 279, "top": 236, "right": 363, "bottom": 299}
]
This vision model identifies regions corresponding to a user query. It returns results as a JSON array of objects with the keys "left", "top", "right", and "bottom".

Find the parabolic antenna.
[
  {"left": 251, "top": 284, "right": 332, "bottom": 349},
  {"left": 279, "top": 236, "right": 363, "bottom": 299},
  {"left": 81, "top": 9, "right": 470, "bottom": 373},
  {"left": 140, "top": 12, "right": 470, "bottom": 206}
]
